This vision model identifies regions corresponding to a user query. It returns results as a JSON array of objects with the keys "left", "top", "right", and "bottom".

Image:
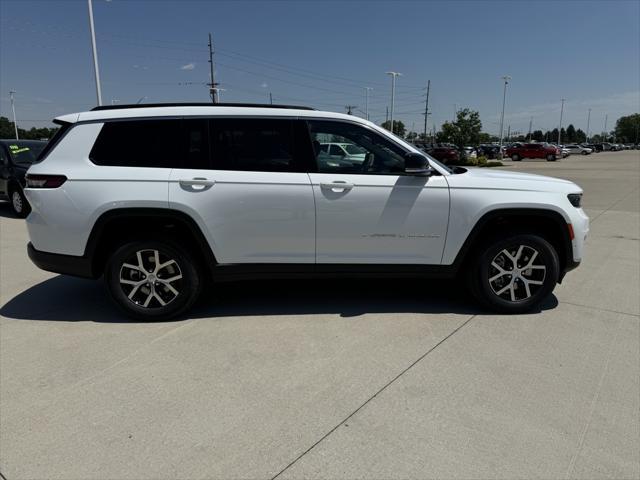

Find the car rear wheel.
[
  {"left": 546, "top": 154, "right": 556, "bottom": 161},
  {"left": 468, "top": 234, "right": 559, "bottom": 313},
  {"left": 105, "top": 240, "right": 202, "bottom": 321},
  {"left": 9, "top": 186, "right": 30, "bottom": 218},
  {"left": 511, "top": 154, "right": 521, "bottom": 161},
  {"left": 582, "top": 150, "right": 588, "bottom": 155}
]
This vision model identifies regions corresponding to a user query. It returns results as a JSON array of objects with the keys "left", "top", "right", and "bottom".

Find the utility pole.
[
  {"left": 208, "top": 33, "right": 218, "bottom": 103},
  {"left": 385, "top": 106, "right": 389, "bottom": 124},
  {"left": 507, "top": 125, "right": 511, "bottom": 143},
  {"left": 586, "top": 108, "right": 591, "bottom": 143},
  {"left": 453, "top": 103, "right": 458, "bottom": 121},
  {"left": 386, "top": 71, "right": 402, "bottom": 133},
  {"left": 9, "top": 90, "right": 18, "bottom": 139},
  {"left": 423, "top": 80, "right": 431, "bottom": 139},
  {"left": 211, "top": 87, "right": 225, "bottom": 102},
  {"left": 345, "top": 105, "right": 357, "bottom": 115},
  {"left": 603, "top": 114, "right": 608, "bottom": 141},
  {"left": 527, "top": 116, "right": 533, "bottom": 141},
  {"left": 87, "top": 0, "right": 102, "bottom": 106},
  {"left": 498, "top": 75, "right": 511, "bottom": 158},
  {"left": 364, "top": 87, "right": 373, "bottom": 120},
  {"left": 432, "top": 124, "right": 436, "bottom": 144},
  {"left": 558, "top": 98, "right": 565, "bottom": 145},
  {"left": 269, "top": 92, "right": 273, "bottom": 104}
]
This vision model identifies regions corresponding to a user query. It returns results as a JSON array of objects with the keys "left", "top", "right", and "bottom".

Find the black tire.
[
  {"left": 581, "top": 150, "right": 588, "bottom": 155},
  {"left": 511, "top": 154, "right": 521, "bottom": 161},
  {"left": 105, "top": 240, "right": 202, "bottom": 321},
  {"left": 468, "top": 234, "right": 559, "bottom": 313},
  {"left": 9, "top": 185, "right": 31, "bottom": 218},
  {"left": 546, "top": 154, "right": 556, "bottom": 161}
]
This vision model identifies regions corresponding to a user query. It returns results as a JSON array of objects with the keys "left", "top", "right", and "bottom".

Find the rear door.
[
  {"left": 0, "top": 145, "right": 8, "bottom": 197},
  {"left": 305, "top": 119, "right": 450, "bottom": 264},
  {"left": 168, "top": 118, "right": 315, "bottom": 264}
]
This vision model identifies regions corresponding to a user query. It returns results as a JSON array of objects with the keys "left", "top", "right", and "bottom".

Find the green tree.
[
  {"left": 381, "top": 120, "right": 406, "bottom": 137},
  {"left": 614, "top": 113, "right": 640, "bottom": 143},
  {"left": 531, "top": 130, "right": 544, "bottom": 142},
  {"left": 438, "top": 108, "right": 482, "bottom": 148},
  {"left": 0, "top": 116, "right": 58, "bottom": 140},
  {"left": 575, "top": 128, "right": 587, "bottom": 143},
  {"left": 405, "top": 131, "right": 418, "bottom": 141},
  {"left": 566, "top": 124, "right": 576, "bottom": 142}
]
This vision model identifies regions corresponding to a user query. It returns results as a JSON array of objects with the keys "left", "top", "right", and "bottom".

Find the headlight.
[{"left": 568, "top": 193, "right": 582, "bottom": 208}]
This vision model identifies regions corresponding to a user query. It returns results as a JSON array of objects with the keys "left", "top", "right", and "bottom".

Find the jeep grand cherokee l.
[{"left": 24, "top": 103, "right": 589, "bottom": 320}]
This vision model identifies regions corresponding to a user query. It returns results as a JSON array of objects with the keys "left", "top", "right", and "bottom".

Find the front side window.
[
  {"left": 90, "top": 119, "right": 181, "bottom": 168},
  {"left": 308, "top": 120, "right": 406, "bottom": 174},
  {"left": 210, "top": 118, "right": 295, "bottom": 172}
]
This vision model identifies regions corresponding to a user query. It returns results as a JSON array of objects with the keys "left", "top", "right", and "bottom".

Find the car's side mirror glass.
[{"left": 404, "top": 152, "right": 432, "bottom": 176}]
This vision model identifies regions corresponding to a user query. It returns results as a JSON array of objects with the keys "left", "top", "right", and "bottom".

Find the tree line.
[{"left": 0, "top": 116, "right": 59, "bottom": 140}]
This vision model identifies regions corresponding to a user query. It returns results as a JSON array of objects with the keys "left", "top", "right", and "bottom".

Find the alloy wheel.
[
  {"left": 119, "top": 249, "right": 183, "bottom": 308},
  {"left": 488, "top": 245, "right": 546, "bottom": 302},
  {"left": 11, "top": 190, "right": 23, "bottom": 214}
]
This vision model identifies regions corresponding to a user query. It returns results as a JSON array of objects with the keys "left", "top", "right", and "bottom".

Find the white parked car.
[
  {"left": 565, "top": 144, "right": 592, "bottom": 155},
  {"left": 24, "top": 103, "right": 589, "bottom": 320}
]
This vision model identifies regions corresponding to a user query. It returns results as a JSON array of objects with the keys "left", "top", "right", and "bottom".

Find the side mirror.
[{"left": 404, "top": 152, "right": 432, "bottom": 176}]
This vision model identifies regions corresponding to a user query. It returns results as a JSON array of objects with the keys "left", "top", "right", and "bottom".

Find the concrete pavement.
[{"left": 1, "top": 150, "right": 638, "bottom": 479}]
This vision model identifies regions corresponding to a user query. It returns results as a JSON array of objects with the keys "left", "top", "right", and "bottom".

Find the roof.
[
  {"left": 54, "top": 104, "right": 373, "bottom": 127},
  {"left": 90, "top": 102, "right": 315, "bottom": 111}
]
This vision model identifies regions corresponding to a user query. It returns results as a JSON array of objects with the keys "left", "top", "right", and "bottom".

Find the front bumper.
[{"left": 27, "top": 242, "right": 96, "bottom": 279}]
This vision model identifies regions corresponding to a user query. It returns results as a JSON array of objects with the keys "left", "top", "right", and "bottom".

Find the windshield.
[{"left": 6, "top": 142, "right": 45, "bottom": 165}]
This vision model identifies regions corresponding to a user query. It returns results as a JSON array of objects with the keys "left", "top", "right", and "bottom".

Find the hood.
[{"left": 448, "top": 167, "right": 582, "bottom": 193}]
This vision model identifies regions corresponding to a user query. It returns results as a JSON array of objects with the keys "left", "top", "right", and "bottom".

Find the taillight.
[{"left": 25, "top": 174, "right": 67, "bottom": 188}]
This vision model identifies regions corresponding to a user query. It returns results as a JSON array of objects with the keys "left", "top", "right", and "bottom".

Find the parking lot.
[{"left": 0, "top": 151, "right": 638, "bottom": 479}]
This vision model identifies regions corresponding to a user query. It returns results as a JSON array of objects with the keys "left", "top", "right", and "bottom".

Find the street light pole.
[
  {"left": 364, "top": 87, "right": 373, "bottom": 120},
  {"left": 586, "top": 108, "right": 591, "bottom": 143},
  {"left": 386, "top": 71, "right": 402, "bottom": 133},
  {"left": 558, "top": 98, "right": 565, "bottom": 145},
  {"left": 87, "top": 0, "right": 103, "bottom": 106},
  {"left": 498, "top": 75, "right": 511, "bottom": 158},
  {"left": 603, "top": 114, "right": 608, "bottom": 141},
  {"left": 9, "top": 90, "right": 18, "bottom": 139}
]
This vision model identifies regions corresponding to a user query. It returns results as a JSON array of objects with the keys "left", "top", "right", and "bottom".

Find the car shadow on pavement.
[{"left": 0, "top": 275, "right": 559, "bottom": 323}]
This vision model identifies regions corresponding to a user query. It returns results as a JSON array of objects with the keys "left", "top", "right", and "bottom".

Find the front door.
[{"left": 306, "top": 120, "right": 450, "bottom": 264}]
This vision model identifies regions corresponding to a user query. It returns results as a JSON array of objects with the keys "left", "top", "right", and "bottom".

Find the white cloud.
[
  {"left": 180, "top": 63, "right": 195, "bottom": 71},
  {"left": 260, "top": 82, "right": 268, "bottom": 89}
]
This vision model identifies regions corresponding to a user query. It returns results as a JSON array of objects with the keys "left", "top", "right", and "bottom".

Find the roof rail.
[{"left": 90, "top": 102, "right": 315, "bottom": 112}]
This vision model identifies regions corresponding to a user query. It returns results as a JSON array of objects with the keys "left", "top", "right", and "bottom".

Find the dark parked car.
[
  {"left": 0, "top": 140, "right": 47, "bottom": 217},
  {"left": 477, "top": 144, "right": 501, "bottom": 159}
]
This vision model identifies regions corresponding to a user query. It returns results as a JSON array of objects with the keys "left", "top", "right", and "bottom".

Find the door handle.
[
  {"left": 179, "top": 177, "right": 215, "bottom": 187},
  {"left": 320, "top": 181, "right": 354, "bottom": 191}
]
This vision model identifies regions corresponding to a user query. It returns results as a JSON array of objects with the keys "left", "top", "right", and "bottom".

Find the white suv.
[{"left": 24, "top": 103, "right": 589, "bottom": 320}]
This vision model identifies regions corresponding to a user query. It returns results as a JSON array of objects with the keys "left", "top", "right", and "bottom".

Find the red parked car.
[
  {"left": 426, "top": 146, "right": 460, "bottom": 164},
  {"left": 505, "top": 143, "right": 561, "bottom": 162}
]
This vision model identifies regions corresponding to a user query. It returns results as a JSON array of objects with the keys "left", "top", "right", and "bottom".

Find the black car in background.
[{"left": 0, "top": 140, "right": 47, "bottom": 217}]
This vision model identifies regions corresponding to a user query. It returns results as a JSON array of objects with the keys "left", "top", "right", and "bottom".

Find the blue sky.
[{"left": 1, "top": 0, "right": 638, "bottom": 136}]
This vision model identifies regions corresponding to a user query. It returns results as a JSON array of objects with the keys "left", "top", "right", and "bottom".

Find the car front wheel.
[
  {"left": 546, "top": 154, "right": 556, "bottom": 161},
  {"left": 469, "top": 234, "right": 559, "bottom": 313},
  {"left": 511, "top": 154, "right": 521, "bottom": 161},
  {"left": 105, "top": 241, "right": 202, "bottom": 321}
]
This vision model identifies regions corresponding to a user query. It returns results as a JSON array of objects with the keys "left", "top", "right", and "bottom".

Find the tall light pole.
[
  {"left": 423, "top": 80, "right": 430, "bottom": 139},
  {"left": 364, "top": 87, "right": 373, "bottom": 120},
  {"left": 498, "top": 75, "right": 511, "bottom": 158},
  {"left": 603, "top": 114, "right": 608, "bottom": 141},
  {"left": 558, "top": 98, "right": 565, "bottom": 145},
  {"left": 87, "top": 0, "right": 103, "bottom": 106},
  {"left": 386, "top": 71, "right": 402, "bottom": 133},
  {"left": 9, "top": 90, "right": 18, "bottom": 139},
  {"left": 586, "top": 108, "right": 591, "bottom": 143},
  {"left": 527, "top": 116, "right": 533, "bottom": 141}
]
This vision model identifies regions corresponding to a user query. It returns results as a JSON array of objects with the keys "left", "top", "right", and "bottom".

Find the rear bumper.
[{"left": 27, "top": 242, "right": 96, "bottom": 279}]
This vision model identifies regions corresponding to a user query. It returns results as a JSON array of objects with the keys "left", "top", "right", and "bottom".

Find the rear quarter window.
[{"left": 89, "top": 119, "right": 181, "bottom": 168}]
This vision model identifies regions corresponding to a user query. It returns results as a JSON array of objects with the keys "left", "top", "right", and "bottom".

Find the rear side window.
[
  {"left": 210, "top": 118, "right": 296, "bottom": 172},
  {"left": 90, "top": 119, "right": 181, "bottom": 168}
]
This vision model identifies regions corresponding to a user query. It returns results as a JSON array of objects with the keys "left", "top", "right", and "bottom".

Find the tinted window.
[
  {"left": 183, "top": 119, "right": 210, "bottom": 169},
  {"left": 308, "top": 120, "right": 405, "bottom": 174},
  {"left": 210, "top": 118, "right": 295, "bottom": 172},
  {"left": 90, "top": 119, "right": 181, "bottom": 168},
  {"left": 6, "top": 141, "right": 45, "bottom": 165}
]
